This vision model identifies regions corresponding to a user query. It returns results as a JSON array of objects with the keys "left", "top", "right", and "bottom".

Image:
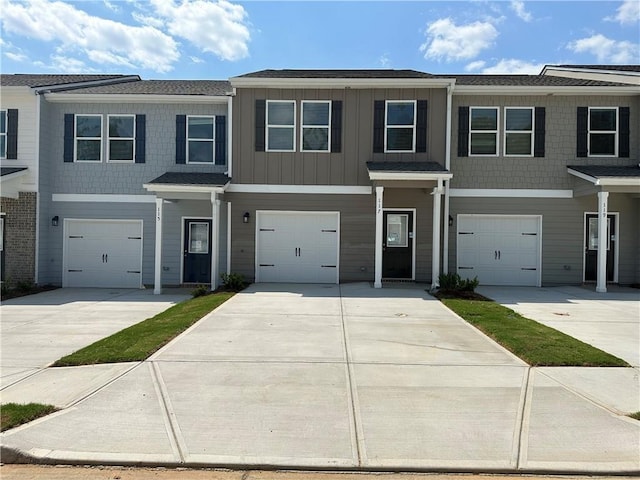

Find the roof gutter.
[
  {"left": 453, "top": 85, "right": 638, "bottom": 95},
  {"left": 43, "top": 93, "right": 231, "bottom": 104}
]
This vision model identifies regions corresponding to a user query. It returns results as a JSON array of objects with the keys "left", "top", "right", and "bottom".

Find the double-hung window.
[
  {"left": 301, "top": 101, "right": 331, "bottom": 152},
  {"left": 385, "top": 101, "right": 416, "bottom": 152},
  {"left": 588, "top": 107, "right": 617, "bottom": 156},
  {"left": 75, "top": 114, "right": 102, "bottom": 162},
  {"left": 504, "top": 107, "right": 534, "bottom": 156},
  {"left": 266, "top": 100, "right": 295, "bottom": 152},
  {"left": 0, "top": 111, "right": 6, "bottom": 159},
  {"left": 187, "top": 116, "right": 215, "bottom": 163},
  {"left": 108, "top": 115, "right": 135, "bottom": 162},
  {"left": 470, "top": 107, "right": 499, "bottom": 155}
]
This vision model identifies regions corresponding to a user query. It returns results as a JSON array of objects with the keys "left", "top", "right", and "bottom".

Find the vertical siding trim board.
[
  {"left": 135, "top": 114, "right": 146, "bottom": 164},
  {"left": 373, "top": 100, "right": 385, "bottom": 153},
  {"left": 175, "top": 115, "right": 186, "bottom": 164},
  {"left": 576, "top": 107, "right": 588, "bottom": 158},
  {"left": 457, "top": 106, "right": 469, "bottom": 157},
  {"left": 6, "top": 109, "right": 18, "bottom": 159},
  {"left": 416, "top": 100, "right": 428, "bottom": 153},
  {"left": 618, "top": 106, "right": 630, "bottom": 158},
  {"left": 215, "top": 116, "right": 227, "bottom": 165},
  {"left": 330, "top": 100, "right": 342, "bottom": 153},
  {"left": 255, "top": 100, "right": 266, "bottom": 152},
  {"left": 534, "top": 107, "right": 545, "bottom": 157},
  {"left": 63, "top": 114, "right": 75, "bottom": 163}
]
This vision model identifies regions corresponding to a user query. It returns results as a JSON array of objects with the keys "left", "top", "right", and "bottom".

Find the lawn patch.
[
  {"left": 53, "top": 292, "right": 234, "bottom": 366},
  {"left": 439, "top": 297, "right": 628, "bottom": 367},
  {"left": 1, "top": 403, "right": 58, "bottom": 432}
]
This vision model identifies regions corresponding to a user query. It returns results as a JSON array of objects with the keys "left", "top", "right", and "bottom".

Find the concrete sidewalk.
[{"left": 1, "top": 284, "right": 639, "bottom": 473}]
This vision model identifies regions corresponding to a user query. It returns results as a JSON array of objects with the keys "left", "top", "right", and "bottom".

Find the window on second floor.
[
  {"left": 385, "top": 101, "right": 416, "bottom": 152},
  {"left": 75, "top": 114, "right": 103, "bottom": 162},
  {"left": 470, "top": 107, "right": 499, "bottom": 156},
  {"left": 0, "top": 111, "right": 6, "bottom": 159},
  {"left": 301, "top": 101, "right": 331, "bottom": 152},
  {"left": 504, "top": 107, "right": 534, "bottom": 156},
  {"left": 108, "top": 115, "right": 135, "bottom": 162},
  {"left": 588, "top": 107, "right": 617, "bottom": 157},
  {"left": 266, "top": 100, "right": 296, "bottom": 152},
  {"left": 187, "top": 116, "right": 215, "bottom": 163}
]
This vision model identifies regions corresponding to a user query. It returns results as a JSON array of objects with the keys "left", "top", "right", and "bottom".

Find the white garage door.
[
  {"left": 63, "top": 219, "right": 143, "bottom": 288},
  {"left": 256, "top": 211, "right": 339, "bottom": 283},
  {"left": 457, "top": 215, "right": 541, "bottom": 286}
]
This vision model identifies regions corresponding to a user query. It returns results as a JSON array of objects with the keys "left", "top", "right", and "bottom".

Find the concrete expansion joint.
[
  {"left": 63, "top": 362, "right": 141, "bottom": 409},
  {"left": 515, "top": 366, "right": 533, "bottom": 470},
  {"left": 0, "top": 367, "right": 44, "bottom": 391}
]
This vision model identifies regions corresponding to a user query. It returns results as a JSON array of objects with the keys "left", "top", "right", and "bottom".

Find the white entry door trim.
[{"left": 582, "top": 211, "right": 619, "bottom": 284}]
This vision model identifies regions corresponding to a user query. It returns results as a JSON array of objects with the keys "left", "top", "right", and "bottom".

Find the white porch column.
[
  {"left": 596, "top": 191, "right": 609, "bottom": 293},
  {"left": 431, "top": 181, "right": 443, "bottom": 291},
  {"left": 153, "top": 197, "right": 163, "bottom": 295},
  {"left": 374, "top": 186, "right": 384, "bottom": 288},
  {"left": 210, "top": 193, "right": 220, "bottom": 291}
]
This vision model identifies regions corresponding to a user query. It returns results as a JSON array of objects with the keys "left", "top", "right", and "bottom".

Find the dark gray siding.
[{"left": 233, "top": 88, "right": 448, "bottom": 186}]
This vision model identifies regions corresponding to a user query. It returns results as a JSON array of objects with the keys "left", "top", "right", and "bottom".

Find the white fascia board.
[
  {"left": 598, "top": 178, "right": 640, "bottom": 186},
  {"left": 449, "top": 188, "right": 573, "bottom": 198},
  {"left": 43, "top": 93, "right": 230, "bottom": 104},
  {"left": 453, "top": 85, "right": 638, "bottom": 96},
  {"left": 0, "top": 168, "right": 30, "bottom": 183},
  {"left": 543, "top": 66, "right": 640, "bottom": 77},
  {"left": 52, "top": 193, "right": 156, "bottom": 203},
  {"left": 143, "top": 183, "right": 227, "bottom": 194},
  {"left": 33, "top": 76, "right": 140, "bottom": 93},
  {"left": 368, "top": 172, "right": 453, "bottom": 181},
  {"left": 226, "top": 184, "right": 372, "bottom": 195},
  {"left": 230, "top": 77, "right": 456, "bottom": 89}
]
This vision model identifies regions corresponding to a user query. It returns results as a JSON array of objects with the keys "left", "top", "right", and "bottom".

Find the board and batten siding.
[
  {"left": 232, "top": 87, "right": 448, "bottom": 186},
  {"left": 450, "top": 95, "right": 639, "bottom": 190},
  {"left": 449, "top": 195, "right": 640, "bottom": 285}
]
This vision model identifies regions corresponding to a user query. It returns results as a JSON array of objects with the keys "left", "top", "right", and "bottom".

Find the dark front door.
[
  {"left": 584, "top": 213, "right": 615, "bottom": 282},
  {"left": 183, "top": 219, "right": 212, "bottom": 283},
  {"left": 382, "top": 211, "right": 414, "bottom": 279}
]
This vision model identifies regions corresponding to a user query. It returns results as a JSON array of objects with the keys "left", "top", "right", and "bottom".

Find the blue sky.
[{"left": 1, "top": 1, "right": 638, "bottom": 79}]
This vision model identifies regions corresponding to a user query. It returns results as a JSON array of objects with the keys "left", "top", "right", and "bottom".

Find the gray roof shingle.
[
  {"left": 60, "top": 80, "right": 232, "bottom": 96},
  {"left": 551, "top": 65, "right": 640, "bottom": 73},
  {"left": 443, "top": 74, "right": 634, "bottom": 87},
  {"left": 0, "top": 74, "right": 137, "bottom": 87},
  {"left": 366, "top": 161, "right": 448, "bottom": 173},
  {"left": 147, "top": 172, "right": 230, "bottom": 186},
  {"left": 568, "top": 165, "right": 640, "bottom": 178},
  {"left": 235, "top": 69, "right": 435, "bottom": 79}
]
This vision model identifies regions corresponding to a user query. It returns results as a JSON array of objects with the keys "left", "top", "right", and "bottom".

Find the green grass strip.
[
  {"left": 629, "top": 412, "right": 640, "bottom": 421},
  {"left": 1, "top": 403, "right": 58, "bottom": 432},
  {"left": 53, "top": 292, "right": 234, "bottom": 366},
  {"left": 440, "top": 298, "right": 628, "bottom": 367}
]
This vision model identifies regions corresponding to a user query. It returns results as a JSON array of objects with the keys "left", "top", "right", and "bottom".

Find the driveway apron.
[{"left": 1, "top": 284, "right": 638, "bottom": 473}]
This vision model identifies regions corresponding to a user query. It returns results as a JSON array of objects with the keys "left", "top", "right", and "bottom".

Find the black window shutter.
[
  {"left": 534, "top": 107, "right": 545, "bottom": 157},
  {"left": 416, "top": 100, "right": 428, "bottom": 153},
  {"left": 331, "top": 100, "right": 342, "bottom": 153},
  {"left": 618, "top": 106, "right": 630, "bottom": 158},
  {"left": 63, "top": 114, "right": 74, "bottom": 162},
  {"left": 373, "top": 100, "right": 385, "bottom": 153},
  {"left": 135, "top": 114, "right": 146, "bottom": 164},
  {"left": 576, "top": 107, "right": 588, "bottom": 157},
  {"left": 6, "top": 109, "right": 18, "bottom": 159},
  {"left": 255, "top": 99, "right": 266, "bottom": 152},
  {"left": 215, "top": 116, "right": 226, "bottom": 165},
  {"left": 457, "top": 106, "right": 469, "bottom": 157},
  {"left": 176, "top": 115, "right": 186, "bottom": 164}
]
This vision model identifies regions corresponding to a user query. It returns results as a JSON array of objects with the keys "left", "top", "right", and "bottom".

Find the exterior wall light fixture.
[{"left": 243, "top": 212, "right": 250, "bottom": 224}]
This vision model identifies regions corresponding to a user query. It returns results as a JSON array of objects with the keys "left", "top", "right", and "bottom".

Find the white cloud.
[
  {"left": 480, "top": 59, "right": 545, "bottom": 74},
  {"left": 131, "top": 11, "right": 165, "bottom": 29},
  {"left": 510, "top": 1, "right": 532, "bottom": 22},
  {"left": 0, "top": 0, "right": 179, "bottom": 73},
  {"left": 465, "top": 60, "right": 486, "bottom": 72},
  {"left": 148, "top": 0, "right": 250, "bottom": 61},
  {"left": 606, "top": 0, "right": 640, "bottom": 26},
  {"left": 420, "top": 18, "right": 498, "bottom": 62},
  {"left": 568, "top": 34, "right": 639, "bottom": 64},
  {"left": 190, "top": 56, "right": 204, "bottom": 64},
  {"left": 5, "top": 51, "right": 28, "bottom": 62},
  {"left": 49, "top": 55, "right": 96, "bottom": 73},
  {"left": 103, "top": 0, "right": 120, "bottom": 13},
  {"left": 378, "top": 53, "right": 391, "bottom": 68}
]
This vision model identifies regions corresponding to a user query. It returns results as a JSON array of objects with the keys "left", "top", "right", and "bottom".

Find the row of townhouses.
[{"left": 1, "top": 65, "right": 638, "bottom": 294}]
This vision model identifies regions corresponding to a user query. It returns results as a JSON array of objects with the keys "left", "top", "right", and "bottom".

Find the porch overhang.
[
  {"left": 1, "top": 167, "right": 29, "bottom": 199},
  {"left": 366, "top": 161, "right": 452, "bottom": 183},
  {"left": 568, "top": 165, "right": 640, "bottom": 193},
  {"left": 143, "top": 172, "right": 230, "bottom": 200}
]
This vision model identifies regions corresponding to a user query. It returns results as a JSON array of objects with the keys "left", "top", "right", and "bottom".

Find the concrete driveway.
[
  {"left": 2, "top": 283, "right": 638, "bottom": 473},
  {"left": 477, "top": 285, "right": 640, "bottom": 367}
]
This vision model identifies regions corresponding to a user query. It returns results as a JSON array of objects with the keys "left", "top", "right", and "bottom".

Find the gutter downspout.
[
  {"left": 226, "top": 91, "right": 234, "bottom": 179},
  {"left": 34, "top": 92, "right": 42, "bottom": 284},
  {"left": 442, "top": 81, "right": 455, "bottom": 275}
]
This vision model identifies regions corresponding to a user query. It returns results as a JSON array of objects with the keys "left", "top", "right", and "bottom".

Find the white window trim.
[
  {"left": 106, "top": 114, "right": 136, "bottom": 163},
  {"left": 74, "top": 114, "right": 103, "bottom": 163},
  {"left": 0, "top": 110, "right": 6, "bottom": 160},
  {"left": 469, "top": 106, "right": 499, "bottom": 157},
  {"left": 504, "top": 107, "right": 534, "bottom": 157},
  {"left": 384, "top": 100, "right": 416, "bottom": 153},
  {"left": 266, "top": 100, "right": 296, "bottom": 152},
  {"left": 300, "top": 100, "right": 331, "bottom": 153},
  {"left": 186, "top": 115, "right": 216, "bottom": 164},
  {"left": 588, "top": 106, "right": 618, "bottom": 157}
]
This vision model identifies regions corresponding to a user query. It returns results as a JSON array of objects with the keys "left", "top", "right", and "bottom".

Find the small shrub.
[
  {"left": 191, "top": 284, "right": 209, "bottom": 298},
  {"left": 15, "top": 280, "right": 35, "bottom": 292},
  {"left": 220, "top": 272, "right": 246, "bottom": 291},
  {"left": 438, "top": 272, "right": 479, "bottom": 292},
  {"left": 460, "top": 276, "right": 479, "bottom": 292}
]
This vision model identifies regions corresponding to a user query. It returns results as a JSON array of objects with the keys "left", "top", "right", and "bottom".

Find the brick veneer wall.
[{"left": 0, "top": 192, "right": 37, "bottom": 284}]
